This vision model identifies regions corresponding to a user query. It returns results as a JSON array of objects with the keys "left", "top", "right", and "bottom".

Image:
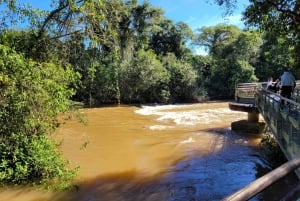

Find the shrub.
[{"left": 0, "top": 44, "right": 78, "bottom": 189}]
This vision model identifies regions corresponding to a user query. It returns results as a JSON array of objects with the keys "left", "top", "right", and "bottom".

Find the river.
[{"left": 0, "top": 101, "right": 298, "bottom": 201}]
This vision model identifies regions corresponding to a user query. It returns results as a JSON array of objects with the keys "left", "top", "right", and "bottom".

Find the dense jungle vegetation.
[{"left": 0, "top": 0, "right": 300, "bottom": 189}]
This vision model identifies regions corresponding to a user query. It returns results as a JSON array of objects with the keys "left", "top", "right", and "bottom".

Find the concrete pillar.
[{"left": 248, "top": 111, "right": 259, "bottom": 122}]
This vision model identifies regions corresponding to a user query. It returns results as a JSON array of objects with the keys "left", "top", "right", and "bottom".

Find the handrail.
[
  {"left": 222, "top": 158, "right": 300, "bottom": 201},
  {"left": 256, "top": 88, "right": 300, "bottom": 118},
  {"left": 259, "top": 87, "right": 300, "bottom": 108},
  {"left": 234, "top": 82, "right": 263, "bottom": 104},
  {"left": 235, "top": 81, "right": 300, "bottom": 104}
]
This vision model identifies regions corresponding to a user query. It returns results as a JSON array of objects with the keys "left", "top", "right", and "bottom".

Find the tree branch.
[
  {"left": 265, "top": 0, "right": 300, "bottom": 25},
  {"left": 37, "top": 0, "right": 84, "bottom": 39}
]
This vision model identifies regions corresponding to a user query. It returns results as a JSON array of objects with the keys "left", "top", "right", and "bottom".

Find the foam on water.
[
  {"left": 149, "top": 125, "right": 175, "bottom": 130},
  {"left": 135, "top": 104, "right": 244, "bottom": 130},
  {"left": 179, "top": 137, "right": 195, "bottom": 144}
]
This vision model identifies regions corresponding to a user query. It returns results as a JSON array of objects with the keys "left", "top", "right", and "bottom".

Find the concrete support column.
[{"left": 248, "top": 111, "right": 259, "bottom": 123}]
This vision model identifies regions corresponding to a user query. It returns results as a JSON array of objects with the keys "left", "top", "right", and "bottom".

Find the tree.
[
  {"left": 119, "top": 49, "right": 170, "bottom": 103},
  {"left": 187, "top": 54, "right": 212, "bottom": 99},
  {"left": 195, "top": 25, "right": 259, "bottom": 98},
  {"left": 195, "top": 25, "right": 240, "bottom": 58},
  {"left": 162, "top": 53, "right": 197, "bottom": 102},
  {"left": 242, "top": 0, "right": 300, "bottom": 36},
  {"left": 254, "top": 33, "right": 296, "bottom": 81},
  {"left": 213, "top": 0, "right": 300, "bottom": 75},
  {"left": 242, "top": 0, "right": 300, "bottom": 76},
  {"left": 0, "top": 29, "right": 67, "bottom": 62},
  {"left": 212, "top": 0, "right": 239, "bottom": 15},
  {"left": 150, "top": 20, "right": 194, "bottom": 59}
]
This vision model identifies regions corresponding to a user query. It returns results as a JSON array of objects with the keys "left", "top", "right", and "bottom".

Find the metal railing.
[
  {"left": 234, "top": 81, "right": 300, "bottom": 105},
  {"left": 255, "top": 88, "right": 300, "bottom": 162},
  {"left": 235, "top": 82, "right": 263, "bottom": 104}
]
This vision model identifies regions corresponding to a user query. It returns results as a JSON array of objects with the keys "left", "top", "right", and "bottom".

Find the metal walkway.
[
  {"left": 255, "top": 88, "right": 300, "bottom": 164},
  {"left": 225, "top": 82, "right": 300, "bottom": 200}
]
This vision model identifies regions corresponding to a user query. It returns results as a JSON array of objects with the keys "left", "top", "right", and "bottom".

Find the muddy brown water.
[{"left": 0, "top": 101, "right": 298, "bottom": 201}]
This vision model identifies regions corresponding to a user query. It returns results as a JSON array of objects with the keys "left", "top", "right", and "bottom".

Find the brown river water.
[{"left": 0, "top": 101, "right": 299, "bottom": 201}]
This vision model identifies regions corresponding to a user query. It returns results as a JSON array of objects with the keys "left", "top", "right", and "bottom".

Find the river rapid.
[{"left": 0, "top": 101, "right": 298, "bottom": 201}]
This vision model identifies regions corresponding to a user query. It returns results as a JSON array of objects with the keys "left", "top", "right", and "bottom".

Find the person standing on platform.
[
  {"left": 266, "top": 77, "right": 276, "bottom": 92},
  {"left": 274, "top": 78, "right": 281, "bottom": 93},
  {"left": 280, "top": 68, "right": 295, "bottom": 108}
]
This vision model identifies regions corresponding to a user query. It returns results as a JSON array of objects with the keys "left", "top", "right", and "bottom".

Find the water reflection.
[{"left": 0, "top": 102, "right": 298, "bottom": 201}]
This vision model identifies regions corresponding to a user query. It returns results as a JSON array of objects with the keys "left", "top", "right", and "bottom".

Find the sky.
[
  {"left": 17, "top": 0, "right": 250, "bottom": 54},
  {"left": 19, "top": 0, "right": 249, "bottom": 31},
  {"left": 145, "top": 0, "right": 249, "bottom": 31},
  {"left": 145, "top": 0, "right": 250, "bottom": 54}
]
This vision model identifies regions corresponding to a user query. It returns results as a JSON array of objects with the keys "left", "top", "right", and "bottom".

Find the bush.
[
  {"left": 0, "top": 44, "right": 78, "bottom": 189},
  {"left": 0, "top": 134, "right": 77, "bottom": 189}
]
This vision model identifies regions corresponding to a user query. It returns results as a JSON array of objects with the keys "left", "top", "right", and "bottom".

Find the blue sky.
[
  {"left": 146, "top": 0, "right": 250, "bottom": 54},
  {"left": 146, "top": 0, "right": 249, "bottom": 31},
  {"left": 20, "top": 0, "right": 249, "bottom": 31},
  {"left": 17, "top": 0, "right": 249, "bottom": 55}
]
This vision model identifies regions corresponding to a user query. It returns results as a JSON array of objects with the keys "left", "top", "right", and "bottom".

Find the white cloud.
[{"left": 190, "top": 14, "right": 244, "bottom": 31}]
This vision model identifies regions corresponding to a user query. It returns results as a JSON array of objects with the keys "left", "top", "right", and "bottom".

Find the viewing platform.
[{"left": 229, "top": 82, "right": 265, "bottom": 133}]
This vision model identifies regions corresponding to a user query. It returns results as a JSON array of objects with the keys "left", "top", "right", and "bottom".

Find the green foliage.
[
  {"left": 85, "top": 57, "right": 120, "bottom": 105},
  {"left": 254, "top": 33, "right": 297, "bottom": 81},
  {"left": 162, "top": 53, "right": 197, "bottom": 102},
  {"left": 0, "top": 134, "right": 77, "bottom": 190},
  {"left": 0, "top": 29, "right": 70, "bottom": 62},
  {"left": 195, "top": 25, "right": 240, "bottom": 57},
  {"left": 0, "top": 44, "right": 78, "bottom": 188},
  {"left": 187, "top": 55, "right": 210, "bottom": 99},
  {"left": 119, "top": 49, "right": 170, "bottom": 103},
  {"left": 150, "top": 20, "right": 194, "bottom": 59},
  {"left": 241, "top": 0, "right": 300, "bottom": 79},
  {"left": 243, "top": 0, "right": 300, "bottom": 37},
  {"left": 195, "top": 25, "right": 259, "bottom": 98},
  {"left": 0, "top": 0, "right": 46, "bottom": 31},
  {"left": 260, "top": 130, "right": 287, "bottom": 167}
]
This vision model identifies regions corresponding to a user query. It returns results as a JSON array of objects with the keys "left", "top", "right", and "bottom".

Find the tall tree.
[
  {"left": 242, "top": 0, "right": 300, "bottom": 75},
  {"left": 119, "top": 49, "right": 170, "bottom": 103},
  {"left": 195, "top": 25, "right": 259, "bottom": 98},
  {"left": 195, "top": 25, "right": 240, "bottom": 58},
  {"left": 150, "top": 20, "right": 193, "bottom": 59},
  {"left": 254, "top": 32, "right": 296, "bottom": 81},
  {"left": 213, "top": 0, "right": 300, "bottom": 74},
  {"left": 243, "top": 0, "right": 300, "bottom": 36}
]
